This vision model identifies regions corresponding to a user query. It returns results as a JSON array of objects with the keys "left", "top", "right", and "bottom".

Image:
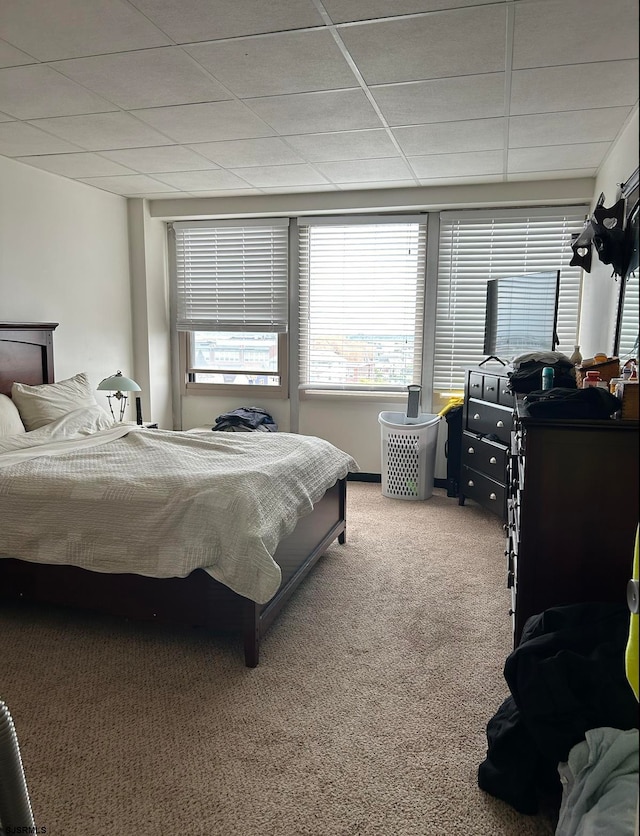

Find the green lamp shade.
[{"left": 97, "top": 371, "right": 141, "bottom": 392}]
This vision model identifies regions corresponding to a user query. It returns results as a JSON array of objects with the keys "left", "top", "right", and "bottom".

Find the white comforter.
[{"left": 0, "top": 406, "right": 358, "bottom": 603}]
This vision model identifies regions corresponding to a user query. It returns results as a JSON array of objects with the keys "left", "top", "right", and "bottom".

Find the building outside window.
[
  {"left": 298, "top": 216, "right": 427, "bottom": 394},
  {"left": 171, "top": 219, "right": 289, "bottom": 398},
  {"left": 170, "top": 208, "right": 585, "bottom": 406}
]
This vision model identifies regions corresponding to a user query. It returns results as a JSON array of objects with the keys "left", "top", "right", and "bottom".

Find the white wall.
[
  {"left": 0, "top": 156, "right": 133, "bottom": 415},
  {"left": 579, "top": 106, "right": 639, "bottom": 360},
  {"left": 127, "top": 199, "right": 172, "bottom": 428}
]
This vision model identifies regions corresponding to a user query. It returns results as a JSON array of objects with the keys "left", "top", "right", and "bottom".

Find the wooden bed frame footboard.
[
  {"left": 0, "top": 478, "right": 346, "bottom": 667},
  {"left": 0, "top": 322, "right": 348, "bottom": 667}
]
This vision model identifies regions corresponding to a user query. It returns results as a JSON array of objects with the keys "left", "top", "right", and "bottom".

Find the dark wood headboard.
[{"left": 0, "top": 323, "right": 58, "bottom": 396}]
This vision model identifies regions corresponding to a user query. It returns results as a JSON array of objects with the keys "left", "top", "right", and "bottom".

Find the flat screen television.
[{"left": 483, "top": 270, "right": 560, "bottom": 360}]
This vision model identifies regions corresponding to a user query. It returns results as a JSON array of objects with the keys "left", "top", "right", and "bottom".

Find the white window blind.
[
  {"left": 434, "top": 207, "right": 588, "bottom": 396},
  {"left": 173, "top": 219, "right": 289, "bottom": 332},
  {"left": 299, "top": 216, "right": 427, "bottom": 391}
]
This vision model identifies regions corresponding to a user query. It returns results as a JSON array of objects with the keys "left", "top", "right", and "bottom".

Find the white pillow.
[
  {"left": 0, "top": 393, "right": 26, "bottom": 436},
  {"left": 11, "top": 372, "right": 98, "bottom": 431}
]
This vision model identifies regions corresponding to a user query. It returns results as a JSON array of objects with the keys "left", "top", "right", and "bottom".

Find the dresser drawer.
[
  {"left": 461, "top": 431, "right": 508, "bottom": 481},
  {"left": 467, "top": 373, "right": 484, "bottom": 405},
  {"left": 482, "top": 374, "right": 500, "bottom": 403},
  {"left": 461, "top": 466, "right": 507, "bottom": 516},
  {"left": 498, "top": 379, "right": 514, "bottom": 408},
  {"left": 466, "top": 399, "right": 513, "bottom": 444}
]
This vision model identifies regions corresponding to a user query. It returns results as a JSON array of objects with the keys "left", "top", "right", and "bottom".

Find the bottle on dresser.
[
  {"left": 582, "top": 370, "right": 602, "bottom": 389},
  {"left": 569, "top": 345, "right": 583, "bottom": 366}
]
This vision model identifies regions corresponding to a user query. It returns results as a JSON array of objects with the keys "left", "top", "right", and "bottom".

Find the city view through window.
[
  {"left": 191, "top": 222, "right": 425, "bottom": 389},
  {"left": 192, "top": 330, "right": 418, "bottom": 388}
]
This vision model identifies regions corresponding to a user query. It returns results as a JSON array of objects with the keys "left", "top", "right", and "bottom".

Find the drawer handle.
[
  {"left": 467, "top": 447, "right": 475, "bottom": 454},
  {"left": 473, "top": 413, "right": 480, "bottom": 420},
  {"left": 489, "top": 492, "right": 497, "bottom": 500},
  {"left": 486, "top": 385, "right": 495, "bottom": 392},
  {"left": 467, "top": 480, "right": 474, "bottom": 488},
  {"left": 496, "top": 420, "right": 504, "bottom": 428},
  {"left": 472, "top": 382, "right": 480, "bottom": 388},
  {"left": 502, "top": 389, "right": 510, "bottom": 395},
  {"left": 489, "top": 456, "right": 497, "bottom": 465}
]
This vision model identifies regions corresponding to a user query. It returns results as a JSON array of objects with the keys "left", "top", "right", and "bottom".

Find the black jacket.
[
  {"left": 478, "top": 602, "right": 638, "bottom": 814},
  {"left": 212, "top": 407, "right": 277, "bottom": 433}
]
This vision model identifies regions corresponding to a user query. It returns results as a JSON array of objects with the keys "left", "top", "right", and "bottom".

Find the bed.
[{"left": 0, "top": 322, "right": 355, "bottom": 666}]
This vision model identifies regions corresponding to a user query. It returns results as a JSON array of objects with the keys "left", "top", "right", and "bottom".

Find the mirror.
[{"left": 613, "top": 167, "right": 639, "bottom": 359}]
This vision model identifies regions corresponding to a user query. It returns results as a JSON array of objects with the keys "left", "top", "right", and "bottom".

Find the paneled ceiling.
[{"left": 0, "top": 0, "right": 637, "bottom": 200}]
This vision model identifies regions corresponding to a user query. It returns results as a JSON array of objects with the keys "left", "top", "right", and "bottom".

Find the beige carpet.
[{"left": 0, "top": 483, "right": 555, "bottom": 836}]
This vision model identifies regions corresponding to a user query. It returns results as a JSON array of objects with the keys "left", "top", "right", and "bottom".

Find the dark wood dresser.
[
  {"left": 507, "top": 400, "right": 639, "bottom": 645},
  {"left": 459, "top": 366, "right": 514, "bottom": 520}
]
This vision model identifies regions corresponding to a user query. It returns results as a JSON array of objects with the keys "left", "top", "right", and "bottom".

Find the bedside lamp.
[{"left": 97, "top": 371, "right": 141, "bottom": 422}]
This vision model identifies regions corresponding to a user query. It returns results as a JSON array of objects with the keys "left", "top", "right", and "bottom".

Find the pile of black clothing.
[
  {"left": 211, "top": 406, "right": 277, "bottom": 433},
  {"left": 508, "top": 352, "right": 577, "bottom": 394},
  {"left": 523, "top": 385, "right": 622, "bottom": 420},
  {"left": 478, "top": 602, "right": 638, "bottom": 815}
]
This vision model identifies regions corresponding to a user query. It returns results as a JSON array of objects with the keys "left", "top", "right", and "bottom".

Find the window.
[
  {"left": 298, "top": 216, "right": 427, "bottom": 393},
  {"left": 433, "top": 207, "right": 588, "bottom": 402},
  {"left": 172, "top": 219, "right": 289, "bottom": 397},
  {"left": 617, "top": 268, "right": 639, "bottom": 360}
]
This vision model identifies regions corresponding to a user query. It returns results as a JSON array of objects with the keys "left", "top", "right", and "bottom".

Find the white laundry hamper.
[{"left": 378, "top": 411, "right": 440, "bottom": 500}]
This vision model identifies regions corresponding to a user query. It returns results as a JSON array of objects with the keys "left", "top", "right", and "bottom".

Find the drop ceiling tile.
[
  {"left": 324, "top": 0, "right": 493, "bottom": 23},
  {"left": 176, "top": 189, "right": 262, "bottom": 197},
  {"left": 507, "top": 169, "right": 597, "bottom": 182},
  {"left": 338, "top": 5, "right": 506, "bottom": 84},
  {"left": 261, "top": 184, "right": 340, "bottom": 193},
  {"left": 0, "top": 0, "right": 170, "bottom": 60},
  {"left": 314, "top": 157, "right": 413, "bottom": 183},
  {"left": 128, "top": 0, "right": 324, "bottom": 43},
  {"left": 0, "top": 65, "right": 117, "bottom": 119},
  {"left": 28, "top": 112, "right": 174, "bottom": 151},
  {"left": 55, "top": 48, "right": 231, "bottom": 111},
  {"left": 513, "top": 0, "right": 639, "bottom": 70},
  {"left": 0, "top": 39, "right": 37, "bottom": 68},
  {"left": 228, "top": 164, "right": 329, "bottom": 188},
  {"left": 509, "top": 108, "right": 633, "bottom": 148},
  {"left": 129, "top": 192, "right": 192, "bottom": 199},
  {"left": 14, "top": 152, "right": 134, "bottom": 177},
  {"left": 186, "top": 30, "right": 356, "bottom": 98},
  {"left": 393, "top": 118, "right": 505, "bottom": 155},
  {"left": 372, "top": 74, "right": 504, "bottom": 125},
  {"left": 284, "top": 129, "right": 398, "bottom": 161},
  {"left": 417, "top": 173, "right": 503, "bottom": 186},
  {"left": 409, "top": 149, "right": 503, "bottom": 178},
  {"left": 134, "top": 101, "right": 276, "bottom": 143},
  {"left": 335, "top": 180, "right": 417, "bottom": 190},
  {"left": 79, "top": 174, "right": 177, "bottom": 195},
  {"left": 508, "top": 143, "right": 610, "bottom": 173},
  {"left": 153, "top": 169, "right": 253, "bottom": 191},
  {"left": 101, "top": 145, "right": 220, "bottom": 173},
  {"left": 188, "top": 137, "right": 305, "bottom": 167},
  {"left": 247, "top": 89, "right": 382, "bottom": 135},
  {"left": 0, "top": 121, "right": 82, "bottom": 156},
  {"left": 510, "top": 61, "right": 639, "bottom": 115}
]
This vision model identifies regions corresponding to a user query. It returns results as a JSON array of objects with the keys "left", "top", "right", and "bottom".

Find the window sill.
[{"left": 299, "top": 389, "right": 408, "bottom": 401}]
